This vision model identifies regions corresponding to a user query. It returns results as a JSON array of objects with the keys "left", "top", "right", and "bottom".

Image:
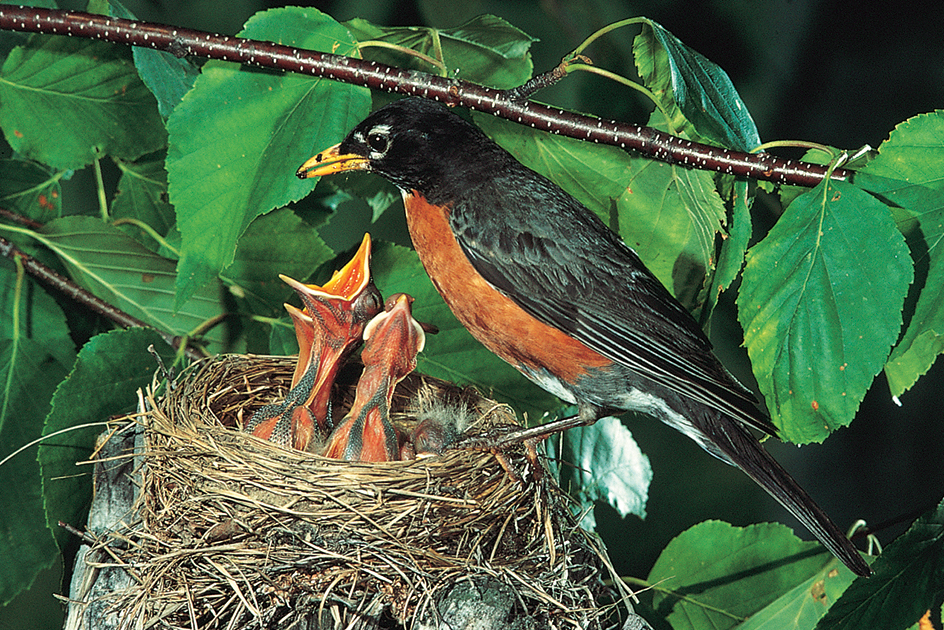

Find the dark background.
[{"left": 3, "top": 1, "right": 943, "bottom": 628}]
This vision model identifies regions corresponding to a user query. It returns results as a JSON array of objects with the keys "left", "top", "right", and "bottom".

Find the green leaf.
[
  {"left": 268, "top": 318, "right": 297, "bottom": 356},
  {"left": 370, "top": 241, "right": 556, "bottom": 420},
  {"left": 706, "top": 177, "right": 753, "bottom": 314},
  {"left": 0, "top": 34, "right": 166, "bottom": 170},
  {"left": 111, "top": 154, "right": 176, "bottom": 249},
  {"left": 474, "top": 111, "right": 726, "bottom": 310},
  {"left": 345, "top": 14, "right": 535, "bottom": 89},
  {"left": 0, "top": 264, "right": 74, "bottom": 605},
  {"left": 738, "top": 179, "right": 913, "bottom": 443},
  {"left": 856, "top": 111, "right": 944, "bottom": 397},
  {"left": 551, "top": 415, "right": 651, "bottom": 530},
  {"left": 39, "top": 329, "right": 175, "bottom": 551},
  {"left": 36, "top": 216, "right": 228, "bottom": 349},
  {"left": 0, "top": 336, "right": 62, "bottom": 606},
  {"left": 649, "top": 521, "right": 839, "bottom": 630},
  {"left": 816, "top": 498, "right": 944, "bottom": 630},
  {"left": 108, "top": 0, "right": 199, "bottom": 119},
  {"left": 132, "top": 46, "right": 200, "bottom": 120},
  {"left": 325, "top": 172, "right": 401, "bottom": 224},
  {"left": 736, "top": 562, "right": 857, "bottom": 630},
  {"left": 0, "top": 263, "right": 76, "bottom": 372},
  {"left": 634, "top": 20, "right": 760, "bottom": 151},
  {"left": 167, "top": 6, "right": 370, "bottom": 307},
  {"left": 614, "top": 143, "right": 726, "bottom": 310},
  {"left": 0, "top": 159, "right": 62, "bottom": 222},
  {"left": 226, "top": 207, "right": 335, "bottom": 307}
]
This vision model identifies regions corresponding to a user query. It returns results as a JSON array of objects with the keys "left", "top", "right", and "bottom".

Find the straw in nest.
[{"left": 65, "top": 354, "right": 637, "bottom": 630}]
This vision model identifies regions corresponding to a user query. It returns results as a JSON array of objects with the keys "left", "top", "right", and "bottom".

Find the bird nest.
[{"left": 85, "top": 354, "right": 629, "bottom": 629}]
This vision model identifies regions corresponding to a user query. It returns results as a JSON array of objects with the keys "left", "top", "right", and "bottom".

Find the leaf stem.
[
  {"left": 753, "top": 139, "right": 836, "bottom": 159},
  {"left": 111, "top": 217, "right": 180, "bottom": 256},
  {"left": 563, "top": 62, "right": 672, "bottom": 123},
  {"left": 250, "top": 314, "right": 292, "bottom": 329},
  {"left": 429, "top": 28, "right": 445, "bottom": 70},
  {"left": 186, "top": 313, "right": 228, "bottom": 340},
  {"left": 357, "top": 40, "right": 447, "bottom": 75},
  {"left": 12, "top": 254, "right": 24, "bottom": 340},
  {"left": 93, "top": 157, "right": 109, "bottom": 220},
  {"left": 570, "top": 17, "right": 647, "bottom": 57}
]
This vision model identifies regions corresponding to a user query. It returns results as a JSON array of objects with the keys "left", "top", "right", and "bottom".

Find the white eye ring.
[{"left": 365, "top": 124, "right": 392, "bottom": 158}]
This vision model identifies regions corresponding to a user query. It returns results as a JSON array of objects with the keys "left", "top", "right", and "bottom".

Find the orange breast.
[{"left": 403, "top": 192, "right": 610, "bottom": 383}]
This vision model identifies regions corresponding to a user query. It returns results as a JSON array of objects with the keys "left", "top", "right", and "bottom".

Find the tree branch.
[
  {"left": 0, "top": 232, "right": 204, "bottom": 361},
  {"left": 0, "top": 6, "right": 850, "bottom": 188}
]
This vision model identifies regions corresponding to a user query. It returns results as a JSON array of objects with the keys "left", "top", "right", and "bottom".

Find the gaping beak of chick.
[
  {"left": 279, "top": 233, "right": 379, "bottom": 389},
  {"left": 362, "top": 293, "right": 427, "bottom": 382},
  {"left": 320, "top": 293, "right": 426, "bottom": 462},
  {"left": 245, "top": 234, "right": 381, "bottom": 451}
]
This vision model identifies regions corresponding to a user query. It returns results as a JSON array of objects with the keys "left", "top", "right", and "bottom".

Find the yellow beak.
[
  {"left": 278, "top": 233, "right": 372, "bottom": 303},
  {"left": 296, "top": 143, "right": 370, "bottom": 179}
]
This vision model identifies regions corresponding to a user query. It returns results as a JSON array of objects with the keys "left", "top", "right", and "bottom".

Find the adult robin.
[
  {"left": 322, "top": 293, "right": 426, "bottom": 461},
  {"left": 296, "top": 97, "right": 872, "bottom": 576},
  {"left": 246, "top": 234, "right": 382, "bottom": 451}
]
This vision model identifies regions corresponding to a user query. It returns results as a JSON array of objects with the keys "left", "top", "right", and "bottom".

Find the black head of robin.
[
  {"left": 298, "top": 97, "right": 871, "bottom": 576},
  {"left": 245, "top": 233, "right": 382, "bottom": 451},
  {"left": 322, "top": 293, "right": 426, "bottom": 462}
]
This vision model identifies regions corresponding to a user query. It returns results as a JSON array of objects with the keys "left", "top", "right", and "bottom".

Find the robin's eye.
[{"left": 366, "top": 132, "right": 389, "bottom": 154}]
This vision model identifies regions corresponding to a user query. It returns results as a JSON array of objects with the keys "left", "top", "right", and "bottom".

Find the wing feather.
[{"left": 449, "top": 167, "right": 776, "bottom": 436}]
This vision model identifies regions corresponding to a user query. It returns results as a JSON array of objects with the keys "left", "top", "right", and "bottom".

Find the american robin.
[
  {"left": 246, "top": 234, "right": 382, "bottom": 451},
  {"left": 322, "top": 293, "right": 426, "bottom": 461},
  {"left": 296, "top": 97, "right": 872, "bottom": 576}
]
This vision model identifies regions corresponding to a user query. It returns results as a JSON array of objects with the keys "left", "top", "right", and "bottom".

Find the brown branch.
[
  {"left": 0, "top": 233, "right": 203, "bottom": 362},
  {"left": 0, "top": 6, "right": 850, "bottom": 188}
]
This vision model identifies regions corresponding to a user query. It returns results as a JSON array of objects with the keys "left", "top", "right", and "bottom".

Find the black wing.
[{"left": 450, "top": 166, "right": 777, "bottom": 436}]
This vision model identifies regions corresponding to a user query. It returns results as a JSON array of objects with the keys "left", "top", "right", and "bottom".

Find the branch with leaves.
[
  {"left": 0, "top": 5, "right": 851, "bottom": 187},
  {"left": 1, "top": 5, "right": 943, "bottom": 630}
]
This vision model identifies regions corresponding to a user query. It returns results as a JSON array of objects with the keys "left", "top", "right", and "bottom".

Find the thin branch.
[
  {"left": 0, "top": 6, "right": 851, "bottom": 188},
  {"left": 0, "top": 232, "right": 203, "bottom": 361}
]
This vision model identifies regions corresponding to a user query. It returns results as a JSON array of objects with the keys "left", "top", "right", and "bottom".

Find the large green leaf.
[
  {"left": 225, "top": 207, "right": 335, "bottom": 307},
  {"left": 0, "top": 264, "right": 74, "bottom": 605},
  {"left": 474, "top": 111, "right": 726, "bottom": 310},
  {"left": 856, "top": 112, "right": 944, "bottom": 397},
  {"left": 738, "top": 179, "right": 912, "bottom": 443},
  {"left": 816, "top": 498, "right": 944, "bottom": 630},
  {"left": 167, "top": 6, "right": 370, "bottom": 307},
  {"left": 370, "top": 242, "right": 556, "bottom": 420},
  {"left": 634, "top": 19, "right": 760, "bottom": 151},
  {"left": 0, "top": 159, "right": 62, "bottom": 223},
  {"left": 614, "top": 146, "right": 727, "bottom": 310},
  {"left": 111, "top": 154, "right": 176, "bottom": 250},
  {"left": 39, "top": 328, "right": 176, "bottom": 551},
  {"left": 706, "top": 177, "right": 753, "bottom": 315},
  {"left": 132, "top": 45, "right": 200, "bottom": 120},
  {"left": 108, "top": 0, "right": 200, "bottom": 120},
  {"left": 344, "top": 14, "right": 535, "bottom": 89},
  {"left": 648, "top": 521, "right": 839, "bottom": 630},
  {"left": 546, "top": 415, "right": 651, "bottom": 531},
  {"left": 736, "top": 559, "right": 857, "bottom": 630},
  {"left": 0, "top": 34, "right": 165, "bottom": 170},
  {"left": 36, "top": 216, "right": 228, "bottom": 349}
]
